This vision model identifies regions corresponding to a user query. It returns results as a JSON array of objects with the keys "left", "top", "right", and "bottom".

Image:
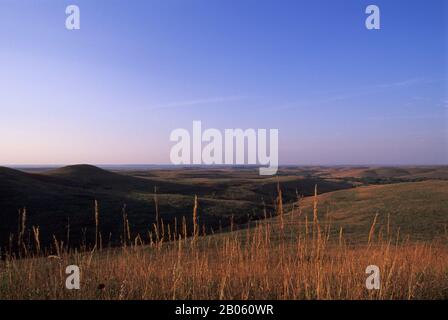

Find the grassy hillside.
[
  {"left": 0, "top": 165, "right": 353, "bottom": 250},
  {"left": 1, "top": 179, "right": 447, "bottom": 299},
  {"left": 260, "top": 180, "right": 448, "bottom": 243},
  {"left": 0, "top": 165, "right": 230, "bottom": 249},
  {"left": 1, "top": 165, "right": 447, "bottom": 251},
  {"left": 318, "top": 166, "right": 448, "bottom": 182},
  {"left": 1, "top": 170, "right": 448, "bottom": 299}
]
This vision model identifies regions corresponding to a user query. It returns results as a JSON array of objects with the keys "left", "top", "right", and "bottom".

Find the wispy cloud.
[
  {"left": 373, "top": 77, "right": 429, "bottom": 89},
  {"left": 276, "top": 77, "right": 431, "bottom": 111},
  {"left": 150, "top": 95, "right": 254, "bottom": 111},
  {"left": 366, "top": 114, "right": 443, "bottom": 121},
  {"left": 434, "top": 99, "right": 448, "bottom": 109}
]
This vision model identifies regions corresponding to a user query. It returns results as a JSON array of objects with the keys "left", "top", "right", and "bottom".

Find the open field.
[
  {"left": 1, "top": 231, "right": 447, "bottom": 299},
  {"left": 0, "top": 168, "right": 447, "bottom": 299},
  {"left": 0, "top": 165, "right": 355, "bottom": 249},
  {"left": 263, "top": 180, "right": 448, "bottom": 243},
  {"left": 1, "top": 165, "right": 447, "bottom": 249}
]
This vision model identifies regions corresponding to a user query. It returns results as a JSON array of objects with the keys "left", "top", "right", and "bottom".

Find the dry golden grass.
[
  {"left": 1, "top": 227, "right": 447, "bottom": 299},
  {"left": 1, "top": 185, "right": 447, "bottom": 300}
]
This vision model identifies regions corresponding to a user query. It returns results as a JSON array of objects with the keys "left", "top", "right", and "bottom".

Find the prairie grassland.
[{"left": 1, "top": 185, "right": 447, "bottom": 300}]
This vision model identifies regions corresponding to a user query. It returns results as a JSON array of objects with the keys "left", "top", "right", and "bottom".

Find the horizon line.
[{"left": 2, "top": 163, "right": 448, "bottom": 168}]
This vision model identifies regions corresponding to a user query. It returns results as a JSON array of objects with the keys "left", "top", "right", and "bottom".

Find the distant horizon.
[{"left": 3, "top": 163, "right": 448, "bottom": 169}]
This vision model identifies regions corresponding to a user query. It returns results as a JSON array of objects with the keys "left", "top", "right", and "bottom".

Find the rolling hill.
[
  {"left": 2, "top": 164, "right": 446, "bottom": 252},
  {"left": 256, "top": 180, "right": 448, "bottom": 242},
  {"left": 2, "top": 165, "right": 351, "bottom": 250},
  {"left": 0, "top": 165, "right": 228, "bottom": 249},
  {"left": 320, "top": 166, "right": 448, "bottom": 181}
]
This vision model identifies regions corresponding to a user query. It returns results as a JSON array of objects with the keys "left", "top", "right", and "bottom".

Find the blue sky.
[{"left": 0, "top": 0, "right": 447, "bottom": 165}]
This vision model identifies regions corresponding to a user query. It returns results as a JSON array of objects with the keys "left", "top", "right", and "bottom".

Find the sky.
[{"left": 0, "top": 0, "right": 447, "bottom": 165}]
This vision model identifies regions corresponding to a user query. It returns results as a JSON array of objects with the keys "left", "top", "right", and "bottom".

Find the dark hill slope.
[
  {"left": 0, "top": 166, "right": 220, "bottom": 250},
  {"left": 43, "top": 164, "right": 201, "bottom": 194},
  {"left": 0, "top": 165, "right": 357, "bottom": 252}
]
